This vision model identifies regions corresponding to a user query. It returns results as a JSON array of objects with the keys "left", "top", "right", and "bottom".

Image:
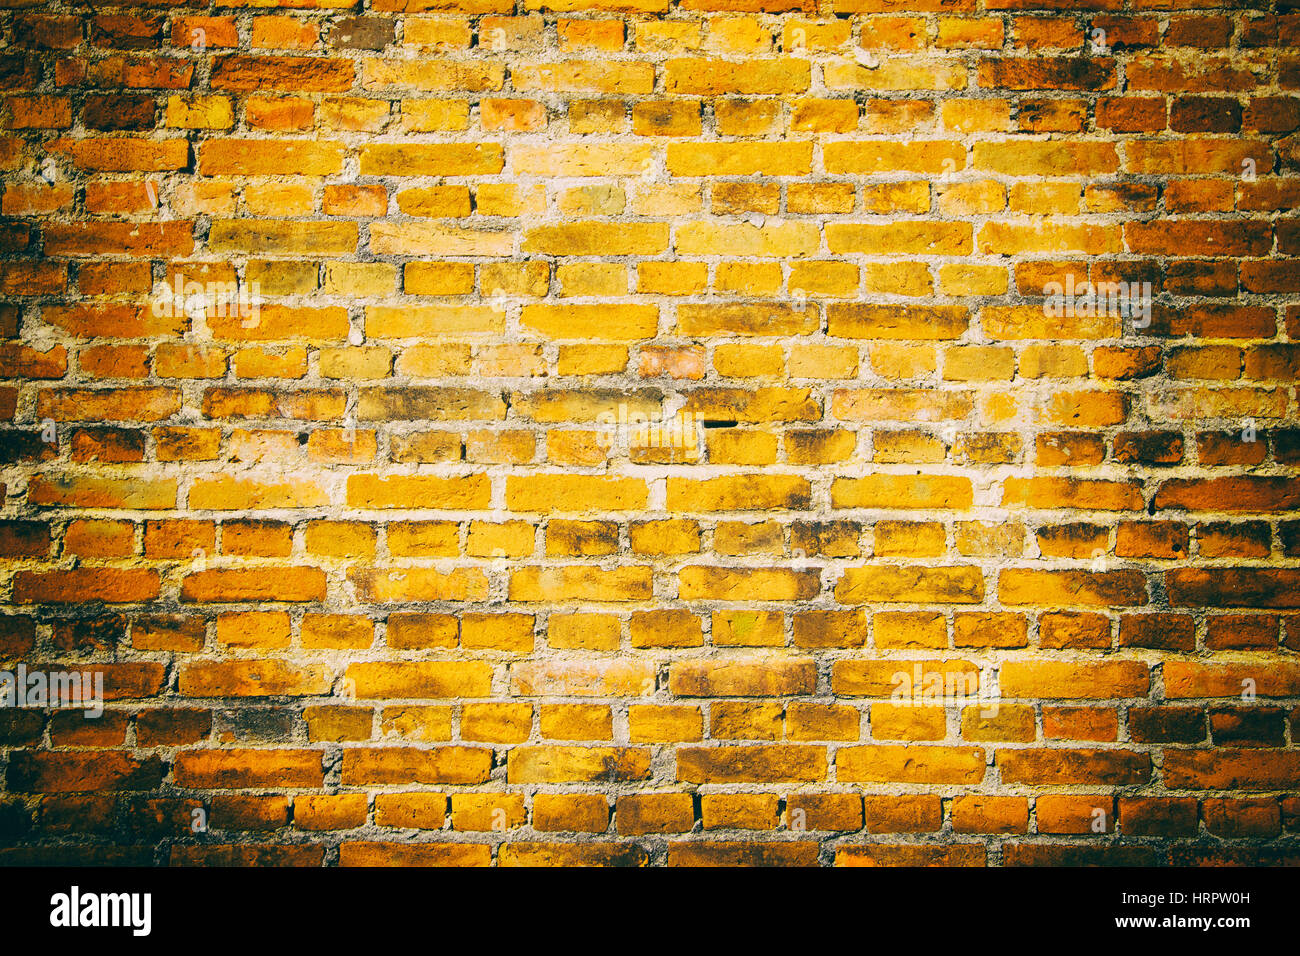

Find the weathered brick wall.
[{"left": 1, "top": 0, "right": 1298, "bottom": 867}]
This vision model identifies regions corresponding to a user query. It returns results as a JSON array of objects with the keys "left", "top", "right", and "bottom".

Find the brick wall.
[{"left": 1, "top": 0, "right": 1298, "bottom": 867}]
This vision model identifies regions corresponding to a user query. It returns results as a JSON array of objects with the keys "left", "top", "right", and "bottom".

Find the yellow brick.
[
  {"left": 319, "top": 347, "right": 391, "bottom": 380},
  {"left": 556, "top": 345, "right": 628, "bottom": 375},
  {"left": 629, "top": 705, "right": 703, "bottom": 743},
  {"left": 548, "top": 612, "right": 621, "bottom": 650},
  {"left": 477, "top": 183, "right": 546, "bottom": 217},
  {"left": 461, "top": 613, "right": 535, "bottom": 653},
  {"left": 402, "top": 18, "right": 473, "bottom": 50},
  {"left": 400, "top": 99, "right": 470, "bottom": 131},
  {"left": 715, "top": 262, "right": 782, "bottom": 295},
  {"left": 462, "top": 703, "right": 533, "bottom": 744},
  {"left": 638, "top": 261, "right": 708, "bottom": 295},
  {"left": 635, "top": 20, "right": 701, "bottom": 53},
  {"left": 863, "top": 262, "right": 933, "bottom": 297},
  {"left": 870, "top": 344, "right": 936, "bottom": 380},
  {"left": 944, "top": 346, "right": 1016, "bottom": 381},
  {"left": 712, "top": 610, "right": 785, "bottom": 646},
  {"left": 514, "top": 143, "right": 654, "bottom": 176},
  {"left": 558, "top": 184, "right": 625, "bottom": 216},
  {"left": 714, "top": 344, "right": 783, "bottom": 378},
  {"left": 1009, "top": 180, "right": 1082, "bottom": 215},
  {"left": 716, "top": 98, "right": 781, "bottom": 136},
  {"left": 403, "top": 262, "right": 474, "bottom": 296},
  {"left": 557, "top": 262, "right": 627, "bottom": 297},
  {"left": 939, "top": 263, "right": 1008, "bottom": 296},
  {"left": 451, "top": 793, "right": 527, "bottom": 831},
  {"left": 532, "top": 793, "right": 610, "bottom": 833},
  {"left": 396, "top": 185, "right": 472, "bottom": 217},
  {"left": 321, "top": 97, "right": 390, "bottom": 132},
  {"left": 1020, "top": 344, "right": 1088, "bottom": 378},
  {"left": 166, "top": 95, "right": 234, "bottom": 129},
  {"left": 790, "top": 261, "right": 859, "bottom": 297},
  {"left": 630, "top": 609, "right": 703, "bottom": 648},
  {"left": 791, "top": 98, "right": 858, "bottom": 133},
  {"left": 466, "top": 520, "right": 535, "bottom": 558},
  {"left": 629, "top": 183, "right": 701, "bottom": 216},
  {"left": 481, "top": 261, "right": 549, "bottom": 297},
  {"left": 939, "top": 180, "right": 1006, "bottom": 215},
  {"left": 942, "top": 98, "right": 1011, "bottom": 132},
  {"left": 569, "top": 98, "right": 628, "bottom": 133},
  {"left": 541, "top": 704, "right": 613, "bottom": 740},
  {"left": 871, "top": 703, "right": 947, "bottom": 741},
  {"left": 788, "top": 181, "right": 855, "bottom": 213},
  {"left": 323, "top": 262, "right": 396, "bottom": 297},
  {"left": 789, "top": 344, "right": 859, "bottom": 379},
  {"left": 521, "top": 304, "right": 658, "bottom": 341},
  {"left": 678, "top": 221, "right": 818, "bottom": 257},
  {"left": 523, "top": 221, "right": 667, "bottom": 256}
]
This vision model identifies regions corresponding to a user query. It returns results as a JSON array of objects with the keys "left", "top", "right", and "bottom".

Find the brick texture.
[{"left": 1, "top": 0, "right": 1299, "bottom": 867}]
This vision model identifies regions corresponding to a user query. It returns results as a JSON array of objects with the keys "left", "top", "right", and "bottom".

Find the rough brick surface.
[{"left": 1, "top": 0, "right": 1298, "bottom": 867}]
